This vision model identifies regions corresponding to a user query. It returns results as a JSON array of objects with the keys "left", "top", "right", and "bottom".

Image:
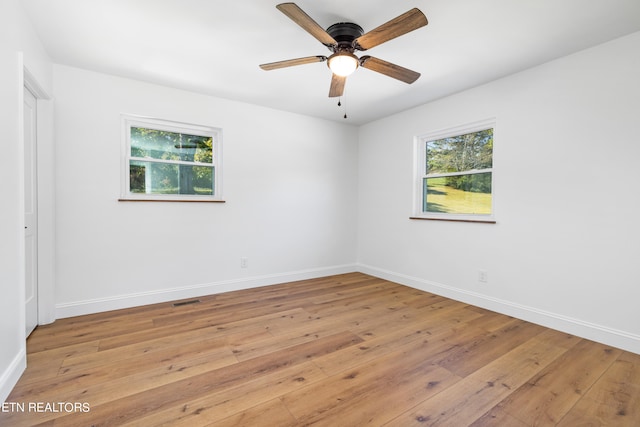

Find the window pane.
[
  {"left": 426, "top": 128, "right": 493, "bottom": 174},
  {"left": 130, "top": 127, "right": 213, "bottom": 164},
  {"left": 130, "top": 160, "right": 214, "bottom": 195},
  {"left": 423, "top": 173, "right": 492, "bottom": 214}
]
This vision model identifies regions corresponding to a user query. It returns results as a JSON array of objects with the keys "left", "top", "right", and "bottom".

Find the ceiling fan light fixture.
[{"left": 327, "top": 52, "right": 359, "bottom": 77}]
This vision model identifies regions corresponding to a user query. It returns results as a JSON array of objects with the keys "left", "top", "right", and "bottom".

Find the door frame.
[{"left": 23, "top": 67, "right": 55, "bottom": 326}]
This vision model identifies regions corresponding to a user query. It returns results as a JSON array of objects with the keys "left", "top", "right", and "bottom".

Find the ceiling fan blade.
[
  {"left": 354, "top": 8, "right": 428, "bottom": 51},
  {"left": 276, "top": 3, "right": 337, "bottom": 47},
  {"left": 260, "top": 55, "right": 327, "bottom": 71},
  {"left": 329, "top": 74, "right": 346, "bottom": 97},
  {"left": 360, "top": 56, "right": 421, "bottom": 84}
]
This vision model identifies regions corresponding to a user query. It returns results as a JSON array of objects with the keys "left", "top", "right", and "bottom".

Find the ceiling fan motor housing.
[{"left": 326, "top": 22, "right": 364, "bottom": 52}]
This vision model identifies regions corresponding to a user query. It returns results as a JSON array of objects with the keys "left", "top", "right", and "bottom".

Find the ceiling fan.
[{"left": 259, "top": 3, "right": 428, "bottom": 98}]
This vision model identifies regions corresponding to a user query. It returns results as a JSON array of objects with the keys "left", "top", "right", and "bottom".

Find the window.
[
  {"left": 120, "top": 115, "right": 223, "bottom": 202},
  {"left": 413, "top": 119, "right": 495, "bottom": 222}
]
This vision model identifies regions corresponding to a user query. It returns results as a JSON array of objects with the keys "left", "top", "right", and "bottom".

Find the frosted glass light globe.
[{"left": 328, "top": 53, "right": 358, "bottom": 77}]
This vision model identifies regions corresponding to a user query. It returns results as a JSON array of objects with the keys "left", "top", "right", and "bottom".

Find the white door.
[{"left": 24, "top": 86, "right": 38, "bottom": 337}]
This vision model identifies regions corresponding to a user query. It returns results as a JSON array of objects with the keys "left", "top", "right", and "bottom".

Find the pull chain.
[{"left": 337, "top": 98, "right": 347, "bottom": 119}]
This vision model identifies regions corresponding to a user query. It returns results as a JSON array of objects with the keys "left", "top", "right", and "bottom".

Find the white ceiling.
[{"left": 23, "top": 0, "right": 640, "bottom": 125}]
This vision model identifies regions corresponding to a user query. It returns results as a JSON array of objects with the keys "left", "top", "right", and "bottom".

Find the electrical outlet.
[
  {"left": 240, "top": 257, "right": 248, "bottom": 269},
  {"left": 478, "top": 270, "right": 488, "bottom": 283}
]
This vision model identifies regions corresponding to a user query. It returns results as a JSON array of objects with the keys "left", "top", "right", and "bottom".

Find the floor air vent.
[{"left": 172, "top": 299, "right": 201, "bottom": 307}]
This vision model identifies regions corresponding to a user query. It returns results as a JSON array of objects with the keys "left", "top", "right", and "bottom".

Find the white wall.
[
  {"left": 357, "top": 32, "right": 640, "bottom": 353},
  {"left": 0, "top": 0, "right": 53, "bottom": 403},
  {"left": 53, "top": 65, "right": 359, "bottom": 317}
]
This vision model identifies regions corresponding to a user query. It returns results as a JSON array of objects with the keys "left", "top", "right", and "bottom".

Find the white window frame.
[
  {"left": 120, "top": 114, "right": 223, "bottom": 202},
  {"left": 412, "top": 118, "right": 495, "bottom": 223}
]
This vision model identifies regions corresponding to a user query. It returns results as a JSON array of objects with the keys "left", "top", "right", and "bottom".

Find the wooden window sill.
[
  {"left": 119, "top": 198, "right": 226, "bottom": 203},
  {"left": 410, "top": 216, "right": 496, "bottom": 224}
]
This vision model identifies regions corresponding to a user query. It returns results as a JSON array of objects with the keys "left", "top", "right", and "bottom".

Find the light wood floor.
[{"left": 2, "top": 273, "right": 639, "bottom": 426}]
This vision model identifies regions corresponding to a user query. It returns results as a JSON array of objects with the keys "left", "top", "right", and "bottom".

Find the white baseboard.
[
  {"left": 56, "top": 264, "right": 358, "bottom": 319},
  {"left": 0, "top": 348, "right": 26, "bottom": 404},
  {"left": 358, "top": 264, "right": 640, "bottom": 355}
]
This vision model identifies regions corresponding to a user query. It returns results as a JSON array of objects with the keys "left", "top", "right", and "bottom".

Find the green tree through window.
[
  {"left": 130, "top": 127, "right": 214, "bottom": 195},
  {"left": 427, "top": 129, "right": 493, "bottom": 194}
]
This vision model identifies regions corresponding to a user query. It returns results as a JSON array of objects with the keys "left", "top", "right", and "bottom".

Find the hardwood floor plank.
[
  {"left": 2, "top": 273, "right": 638, "bottom": 427},
  {"left": 556, "top": 351, "right": 640, "bottom": 426},
  {"left": 60, "top": 327, "right": 260, "bottom": 374},
  {"left": 18, "top": 340, "right": 101, "bottom": 386},
  {"left": 469, "top": 329, "right": 584, "bottom": 426},
  {"left": 230, "top": 314, "right": 349, "bottom": 362},
  {"left": 3, "top": 346, "right": 240, "bottom": 427},
  {"left": 436, "top": 318, "right": 546, "bottom": 377},
  {"left": 150, "top": 291, "right": 322, "bottom": 328},
  {"left": 212, "top": 398, "right": 299, "bottom": 427},
  {"left": 126, "top": 361, "right": 325, "bottom": 426},
  {"left": 384, "top": 332, "right": 572, "bottom": 426},
  {"left": 282, "top": 340, "right": 461, "bottom": 426},
  {"left": 301, "top": 282, "right": 415, "bottom": 317},
  {"left": 493, "top": 339, "right": 622, "bottom": 425},
  {"left": 10, "top": 328, "right": 268, "bottom": 407},
  {"left": 31, "top": 332, "right": 363, "bottom": 426},
  {"left": 60, "top": 336, "right": 240, "bottom": 381},
  {"left": 313, "top": 309, "right": 485, "bottom": 377},
  {"left": 469, "top": 409, "right": 530, "bottom": 427},
  {"left": 96, "top": 307, "right": 306, "bottom": 351},
  {"left": 25, "top": 317, "right": 156, "bottom": 353}
]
